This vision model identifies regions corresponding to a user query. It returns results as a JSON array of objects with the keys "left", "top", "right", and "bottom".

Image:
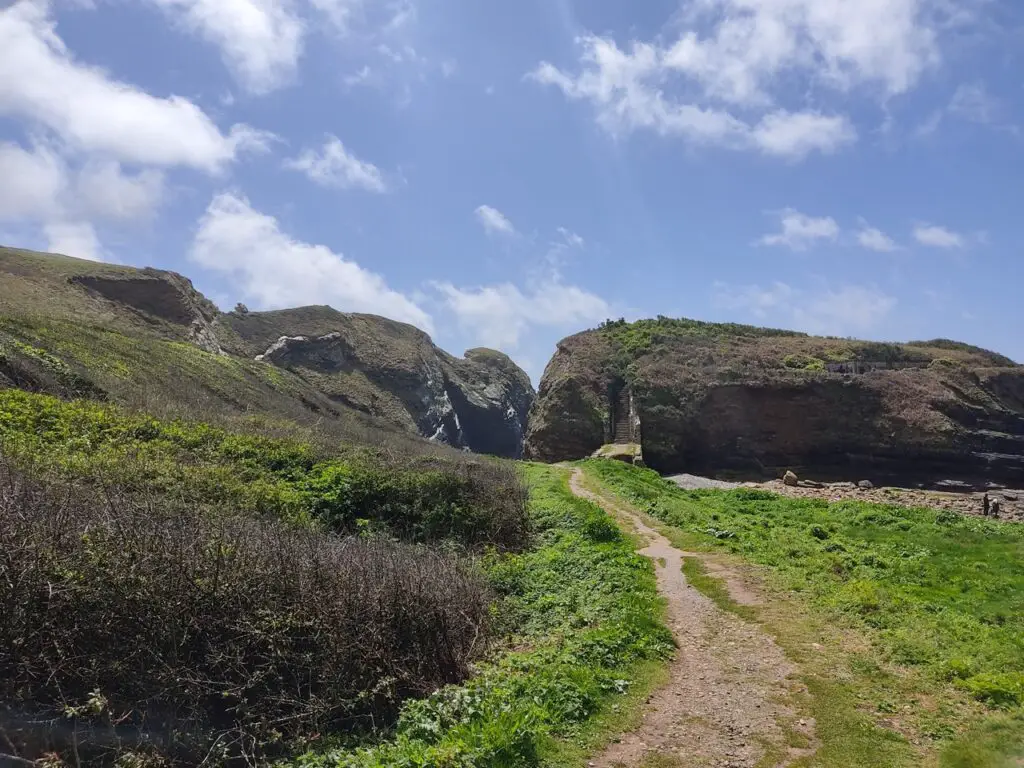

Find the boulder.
[
  {"left": 784, "top": 470, "right": 799, "bottom": 487},
  {"left": 858, "top": 480, "right": 874, "bottom": 490}
]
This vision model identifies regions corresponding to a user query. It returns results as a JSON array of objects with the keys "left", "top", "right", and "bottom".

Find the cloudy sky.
[{"left": 1, "top": 0, "right": 1022, "bottom": 380}]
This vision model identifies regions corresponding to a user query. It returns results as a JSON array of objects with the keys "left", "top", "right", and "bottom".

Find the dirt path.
[{"left": 568, "top": 469, "right": 816, "bottom": 768}]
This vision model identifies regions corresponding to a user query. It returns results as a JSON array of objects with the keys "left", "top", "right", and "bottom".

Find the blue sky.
[{"left": 1, "top": 0, "right": 1022, "bottom": 381}]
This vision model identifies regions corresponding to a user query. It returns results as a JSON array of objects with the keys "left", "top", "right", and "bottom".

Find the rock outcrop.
[
  {"left": 525, "top": 318, "right": 1024, "bottom": 488},
  {"left": 221, "top": 307, "right": 534, "bottom": 457},
  {"left": 70, "top": 271, "right": 224, "bottom": 354},
  {"left": 0, "top": 248, "right": 533, "bottom": 457}
]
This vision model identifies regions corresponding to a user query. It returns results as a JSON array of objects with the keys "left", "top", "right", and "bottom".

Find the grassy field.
[{"left": 584, "top": 459, "right": 1024, "bottom": 767}]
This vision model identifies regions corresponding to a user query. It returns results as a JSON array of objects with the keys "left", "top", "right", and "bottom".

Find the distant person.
[
  {"left": 983, "top": 493, "right": 990, "bottom": 517},
  {"left": 991, "top": 498, "right": 1001, "bottom": 518}
]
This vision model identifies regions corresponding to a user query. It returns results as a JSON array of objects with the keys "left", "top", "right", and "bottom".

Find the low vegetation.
[
  {"left": 1, "top": 459, "right": 490, "bottom": 765},
  {"left": 0, "top": 390, "right": 527, "bottom": 548},
  {"left": 0, "top": 386, "right": 672, "bottom": 766},
  {"left": 0, "top": 388, "right": 531, "bottom": 765},
  {"left": 290, "top": 465, "right": 674, "bottom": 767},
  {"left": 585, "top": 459, "right": 1024, "bottom": 764},
  {"left": 594, "top": 316, "right": 1015, "bottom": 380}
]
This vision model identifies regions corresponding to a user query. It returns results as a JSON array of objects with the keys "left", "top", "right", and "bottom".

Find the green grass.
[
  {"left": 584, "top": 459, "right": 1024, "bottom": 766},
  {"left": 0, "top": 389, "right": 527, "bottom": 548},
  {"left": 288, "top": 465, "right": 675, "bottom": 767}
]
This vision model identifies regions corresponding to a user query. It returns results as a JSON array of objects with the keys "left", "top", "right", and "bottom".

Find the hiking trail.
[{"left": 568, "top": 468, "right": 817, "bottom": 768}]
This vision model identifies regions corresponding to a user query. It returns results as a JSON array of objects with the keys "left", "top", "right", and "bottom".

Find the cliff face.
[
  {"left": 219, "top": 308, "right": 534, "bottom": 457},
  {"left": 0, "top": 248, "right": 533, "bottom": 457},
  {"left": 525, "top": 319, "right": 1024, "bottom": 487}
]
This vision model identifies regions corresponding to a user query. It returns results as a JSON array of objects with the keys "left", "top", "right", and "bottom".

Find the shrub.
[
  {"left": 0, "top": 389, "right": 531, "bottom": 551},
  {"left": 0, "top": 458, "right": 492, "bottom": 766},
  {"left": 292, "top": 466, "right": 674, "bottom": 767},
  {"left": 783, "top": 354, "right": 826, "bottom": 371},
  {"left": 957, "top": 673, "right": 1024, "bottom": 709}
]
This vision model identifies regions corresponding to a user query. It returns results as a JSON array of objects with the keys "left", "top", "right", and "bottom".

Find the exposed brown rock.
[
  {"left": 525, "top": 319, "right": 1024, "bottom": 487},
  {"left": 71, "top": 271, "right": 224, "bottom": 354},
  {"left": 222, "top": 308, "right": 534, "bottom": 457}
]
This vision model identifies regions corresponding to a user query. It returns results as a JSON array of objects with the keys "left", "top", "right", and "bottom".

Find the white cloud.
[
  {"left": 0, "top": 140, "right": 65, "bottom": 221},
  {"left": 343, "top": 65, "right": 373, "bottom": 87},
  {"left": 713, "top": 281, "right": 796, "bottom": 319},
  {"left": 667, "top": 0, "right": 938, "bottom": 103},
  {"left": 189, "top": 193, "right": 432, "bottom": 331},
  {"left": 714, "top": 280, "right": 896, "bottom": 334},
  {"left": 530, "top": 1, "right": 955, "bottom": 157},
  {"left": 284, "top": 136, "right": 387, "bottom": 192},
  {"left": 434, "top": 279, "right": 610, "bottom": 349},
  {"left": 794, "top": 285, "right": 897, "bottom": 334},
  {"left": 948, "top": 82, "right": 997, "bottom": 124},
  {"left": 556, "top": 227, "right": 585, "bottom": 248},
  {"left": 474, "top": 205, "right": 516, "bottom": 236},
  {"left": 0, "top": 139, "right": 165, "bottom": 260},
  {"left": 309, "top": 0, "right": 362, "bottom": 32},
  {"left": 0, "top": 142, "right": 165, "bottom": 224},
  {"left": 0, "top": 1, "right": 268, "bottom": 171},
  {"left": 750, "top": 111, "right": 856, "bottom": 158},
  {"left": 531, "top": 37, "right": 856, "bottom": 159},
  {"left": 914, "top": 223, "right": 964, "bottom": 248},
  {"left": 857, "top": 220, "right": 899, "bottom": 252},
  {"left": 76, "top": 160, "right": 165, "bottom": 220},
  {"left": 145, "top": 0, "right": 304, "bottom": 94},
  {"left": 44, "top": 220, "right": 103, "bottom": 262},
  {"left": 758, "top": 209, "right": 839, "bottom": 250}
]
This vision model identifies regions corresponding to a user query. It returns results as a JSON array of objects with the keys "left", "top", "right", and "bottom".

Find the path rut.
[{"left": 568, "top": 469, "right": 816, "bottom": 768}]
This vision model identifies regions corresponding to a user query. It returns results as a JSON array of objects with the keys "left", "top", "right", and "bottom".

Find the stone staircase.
[{"left": 611, "top": 388, "right": 633, "bottom": 443}]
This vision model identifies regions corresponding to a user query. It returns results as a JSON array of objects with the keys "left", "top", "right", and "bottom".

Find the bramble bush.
[
  {"left": 290, "top": 466, "right": 674, "bottom": 767},
  {"left": 0, "top": 457, "right": 492, "bottom": 766}
]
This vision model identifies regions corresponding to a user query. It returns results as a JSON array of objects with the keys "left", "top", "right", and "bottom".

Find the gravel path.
[{"left": 569, "top": 469, "right": 815, "bottom": 767}]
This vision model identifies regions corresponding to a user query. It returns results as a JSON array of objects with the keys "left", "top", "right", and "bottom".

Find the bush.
[
  {"left": 0, "top": 458, "right": 492, "bottom": 766},
  {"left": 783, "top": 353, "right": 826, "bottom": 371},
  {"left": 0, "top": 389, "right": 530, "bottom": 551},
  {"left": 958, "top": 673, "right": 1024, "bottom": 709},
  {"left": 292, "top": 466, "right": 674, "bottom": 767}
]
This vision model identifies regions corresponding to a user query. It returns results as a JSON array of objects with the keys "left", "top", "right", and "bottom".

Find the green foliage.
[
  {"left": 957, "top": 673, "right": 1024, "bottom": 709},
  {"left": 598, "top": 316, "right": 806, "bottom": 358},
  {"left": 783, "top": 353, "right": 826, "bottom": 371},
  {"left": 0, "top": 389, "right": 528, "bottom": 548},
  {"left": 290, "top": 466, "right": 674, "bottom": 767},
  {"left": 586, "top": 459, "right": 1024, "bottom": 763},
  {"left": 585, "top": 459, "right": 1024, "bottom": 713},
  {"left": 1, "top": 459, "right": 493, "bottom": 766},
  {"left": 908, "top": 339, "right": 1017, "bottom": 368}
]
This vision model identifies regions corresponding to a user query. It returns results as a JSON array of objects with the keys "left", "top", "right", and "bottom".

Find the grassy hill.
[
  {"left": 0, "top": 247, "right": 669, "bottom": 766},
  {"left": 0, "top": 246, "right": 533, "bottom": 457}
]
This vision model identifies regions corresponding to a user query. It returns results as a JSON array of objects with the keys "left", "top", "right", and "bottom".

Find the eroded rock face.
[
  {"left": 526, "top": 320, "right": 1024, "bottom": 487},
  {"left": 225, "top": 309, "right": 534, "bottom": 457},
  {"left": 71, "top": 271, "right": 224, "bottom": 354}
]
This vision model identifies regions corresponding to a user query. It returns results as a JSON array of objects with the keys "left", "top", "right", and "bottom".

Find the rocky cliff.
[
  {"left": 219, "top": 307, "right": 534, "bottom": 457},
  {"left": 525, "top": 318, "right": 1024, "bottom": 487},
  {"left": 0, "top": 247, "right": 533, "bottom": 457}
]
